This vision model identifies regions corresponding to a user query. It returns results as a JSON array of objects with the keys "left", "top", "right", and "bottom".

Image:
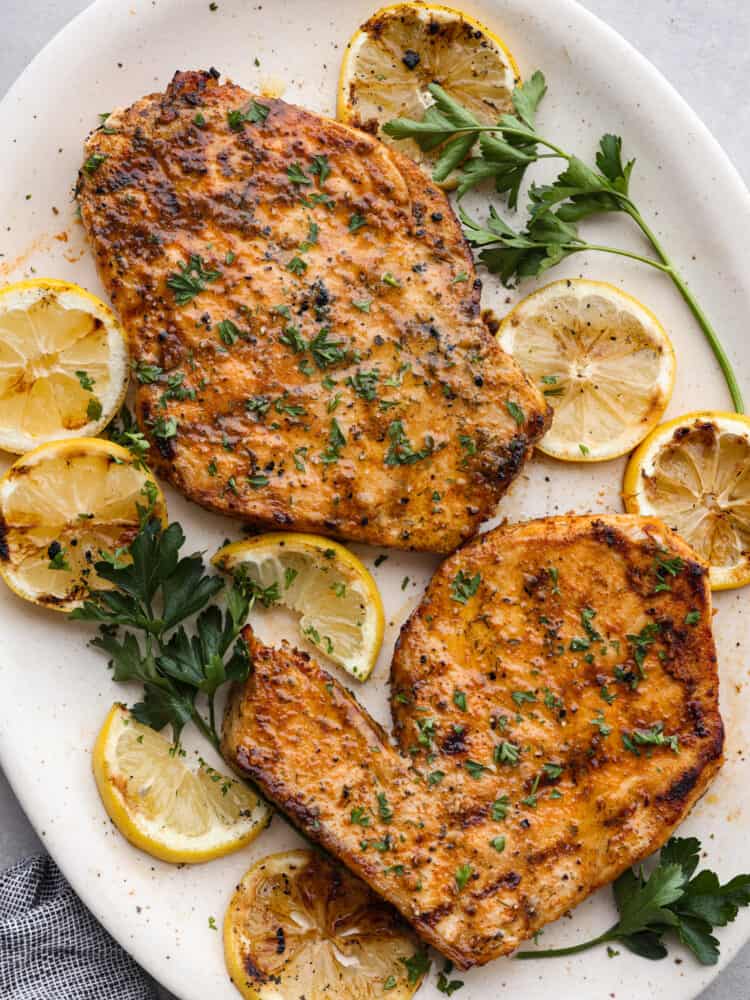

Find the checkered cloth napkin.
[{"left": 0, "top": 855, "right": 157, "bottom": 1000}]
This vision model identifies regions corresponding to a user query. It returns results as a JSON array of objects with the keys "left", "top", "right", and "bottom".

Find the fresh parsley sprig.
[
  {"left": 383, "top": 74, "right": 743, "bottom": 412},
  {"left": 71, "top": 518, "right": 256, "bottom": 750},
  {"left": 516, "top": 837, "right": 750, "bottom": 965}
]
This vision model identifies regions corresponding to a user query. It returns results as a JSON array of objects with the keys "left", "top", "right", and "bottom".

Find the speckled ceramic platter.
[{"left": 0, "top": 1, "right": 748, "bottom": 997}]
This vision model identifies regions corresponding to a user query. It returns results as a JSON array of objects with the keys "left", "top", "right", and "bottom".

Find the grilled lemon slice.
[
  {"left": 224, "top": 850, "right": 426, "bottom": 1000},
  {"left": 498, "top": 279, "right": 676, "bottom": 462},
  {"left": 337, "top": 2, "right": 519, "bottom": 165},
  {"left": 93, "top": 704, "right": 270, "bottom": 864},
  {"left": 213, "top": 534, "right": 384, "bottom": 681},
  {"left": 623, "top": 411, "right": 750, "bottom": 590},
  {"left": 0, "top": 279, "right": 129, "bottom": 453},
  {"left": 0, "top": 437, "right": 165, "bottom": 611}
]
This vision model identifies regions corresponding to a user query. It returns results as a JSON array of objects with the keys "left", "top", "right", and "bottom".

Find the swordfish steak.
[
  {"left": 222, "top": 515, "right": 723, "bottom": 968},
  {"left": 77, "top": 70, "right": 549, "bottom": 552}
]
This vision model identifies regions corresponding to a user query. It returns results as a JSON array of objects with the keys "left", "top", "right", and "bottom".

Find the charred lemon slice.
[
  {"left": 224, "top": 850, "right": 427, "bottom": 1000},
  {"left": 0, "top": 279, "right": 129, "bottom": 453},
  {"left": 0, "top": 437, "right": 165, "bottom": 611},
  {"left": 337, "top": 2, "right": 519, "bottom": 165},
  {"left": 93, "top": 704, "right": 270, "bottom": 864},
  {"left": 213, "top": 534, "right": 384, "bottom": 681},
  {"left": 623, "top": 411, "right": 750, "bottom": 589},
  {"left": 498, "top": 279, "right": 676, "bottom": 462}
]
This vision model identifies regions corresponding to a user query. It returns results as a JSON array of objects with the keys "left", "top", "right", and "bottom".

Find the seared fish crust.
[
  {"left": 223, "top": 515, "right": 724, "bottom": 967},
  {"left": 78, "top": 70, "right": 549, "bottom": 552}
]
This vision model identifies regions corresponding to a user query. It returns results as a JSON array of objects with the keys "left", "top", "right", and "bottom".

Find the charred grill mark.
[{"left": 473, "top": 870, "right": 521, "bottom": 901}]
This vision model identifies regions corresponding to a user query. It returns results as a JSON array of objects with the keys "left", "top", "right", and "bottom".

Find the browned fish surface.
[
  {"left": 77, "top": 70, "right": 549, "bottom": 552},
  {"left": 223, "top": 515, "right": 724, "bottom": 968}
]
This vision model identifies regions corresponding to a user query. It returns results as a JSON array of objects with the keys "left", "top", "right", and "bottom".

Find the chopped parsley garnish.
[
  {"left": 464, "top": 760, "right": 489, "bottom": 779},
  {"left": 47, "top": 541, "right": 70, "bottom": 571},
  {"left": 280, "top": 324, "right": 306, "bottom": 353},
  {"left": 227, "top": 100, "right": 269, "bottom": 130},
  {"left": 377, "top": 792, "right": 393, "bottom": 823},
  {"left": 247, "top": 474, "right": 269, "bottom": 489},
  {"left": 384, "top": 420, "right": 434, "bottom": 466},
  {"left": 437, "top": 961, "right": 464, "bottom": 995},
  {"left": 428, "top": 770, "right": 445, "bottom": 787},
  {"left": 75, "top": 370, "right": 95, "bottom": 391},
  {"left": 382, "top": 271, "right": 401, "bottom": 287},
  {"left": 400, "top": 950, "right": 431, "bottom": 985},
  {"left": 86, "top": 397, "right": 103, "bottom": 421},
  {"left": 455, "top": 864, "right": 473, "bottom": 892},
  {"left": 309, "top": 327, "right": 346, "bottom": 369},
  {"left": 246, "top": 395, "right": 271, "bottom": 417},
  {"left": 309, "top": 154, "right": 331, "bottom": 184},
  {"left": 491, "top": 796, "right": 510, "bottom": 821},
  {"left": 293, "top": 447, "right": 308, "bottom": 472},
  {"left": 627, "top": 621, "right": 661, "bottom": 677},
  {"left": 623, "top": 722, "right": 679, "bottom": 755},
  {"left": 167, "top": 255, "right": 221, "bottom": 305},
  {"left": 348, "top": 213, "right": 367, "bottom": 232},
  {"left": 490, "top": 836, "right": 506, "bottom": 853},
  {"left": 653, "top": 552, "right": 685, "bottom": 593},
  {"left": 494, "top": 741, "right": 520, "bottom": 765},
  {"left": 453, "top": 689, "right": 467, "bottom": 711},
  {"left": 506, "top": 400, "right": 525, "bottom": 425},
  {"left": 590, "top": 710, "right": 612, "bottom": 736},
  {"left": 352, "top": 299, "right": 371, "bottom": 313},
  {"left": 133, "top": 361, "right": 163, "bottom": 384},
  {"left": 152, "top": 416, "right": 178, "bottom": 439},
  {"left": 450, "top": 569, "right": 480, "bottom": 604},
  {"left": 347, "top": 369, "right": 379, "bottom": 401},
  {"left": 321, "top": 418, "right": 346, "bottom": 464},
  {"left": 684, "top": 610, "right": 701, "bottom": 626},
  {"left": 217, "top": 319, "right": 241, "bottom": 345},
  {"left": 286, "top": 256, "right": 308, "bottom": 275},
  {"left": 512, "top": 690, "right": 536, "bottom": 706},
  {"left": 83, "top": 153, "right": 107, "bottom": 174},
  {"left": 350, "top": 806, "right": 371, "bottom": 827},
  {"left": 416, "top": 717, "right": 436, "bottom": 748},
  {"left": 287, "top": 162, "right": 312, "bottom": 185}
]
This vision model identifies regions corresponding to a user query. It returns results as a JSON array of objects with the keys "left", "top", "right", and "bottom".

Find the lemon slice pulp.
[
  {"left": 498, "top": 278, "right": 676, "bottom": 462},
  {"left": 0, "top": 437, "right": 165, "bottom": 611},
  {"left": 0, "top": 279, "right": 129, "bottom": 453},
  {"left": 224, "top": 850, "right": 426, "bottom": 1000},
  {"left": 623, "top": 411, "right": 750, "bottom": 590},
  {"left": 337, "top": 2, "right": 519, "bottom": 165},
  {"left": 214, "top": 533, "right": 384, "bottom": 681},
  {"left": 93, "top": 704, "right": 270, "bottom": 864}
]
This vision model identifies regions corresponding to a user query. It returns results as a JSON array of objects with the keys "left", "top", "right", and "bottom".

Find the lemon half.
[
  {"left": 624, "top": 411, "right": 750, "bottom": 590},
  {"left": 0, "top": 279, "right": 129, "bottom": 453},
  {"left": 498, "top": 279, "right": 676, "bottom": 462},
  {"left": 93, "top": 704, "right": 271, "bottom": 864},
  {"left": 0, "top": 437, "right": 165, "bottom": 611},
  {"left": 213, "top": 533, "right": 384, "bottom": 681},
  {"left": 224, "top": 850, "right": 426, "bottom": 1000},
  {"left": 337, "top": 2, "right": 519, "bottom": 164}
]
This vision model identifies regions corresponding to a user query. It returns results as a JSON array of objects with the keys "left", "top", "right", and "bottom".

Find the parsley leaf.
[
  {"left": 167, "top": 255, "right": 221, "bottom": 305},
  {"left": 516, "top": 836, "right": 750, "bottom": 965},
  {"left": 71, "top": 518, "right": 249, "bottom": 749}
]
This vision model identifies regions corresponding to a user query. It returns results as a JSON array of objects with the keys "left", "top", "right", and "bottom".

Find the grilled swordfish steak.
[
  {"left": 77, "top": 70, "right": 549, "bottom": 552},
  {"left": 223, "top": 515, "right": 723, "bottom": 969}
]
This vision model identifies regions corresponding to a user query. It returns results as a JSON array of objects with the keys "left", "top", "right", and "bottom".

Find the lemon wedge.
[
  {"left": 0, "top": 279, "right": 129, "bottom": 453},
  {"left": 0, "top": 437, "right": 165, "bottom": 611},
  {"left": 213, "top": 533, "right": 384, "bottom": 681},
  {"left": 93, "top": 704, "right": 270, "bottom": 864},
  {"left": 497, "top": 278, "right": 676, "bottom": 462},
  {"left": 623, "top": 411, "right": 750, "bottom": 590},
  {"left": 224, "top": 850, "right": 426, "bottom": 1000},
  {"left": 337, "top": 2, "right": 519, "bottom": 165}
]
